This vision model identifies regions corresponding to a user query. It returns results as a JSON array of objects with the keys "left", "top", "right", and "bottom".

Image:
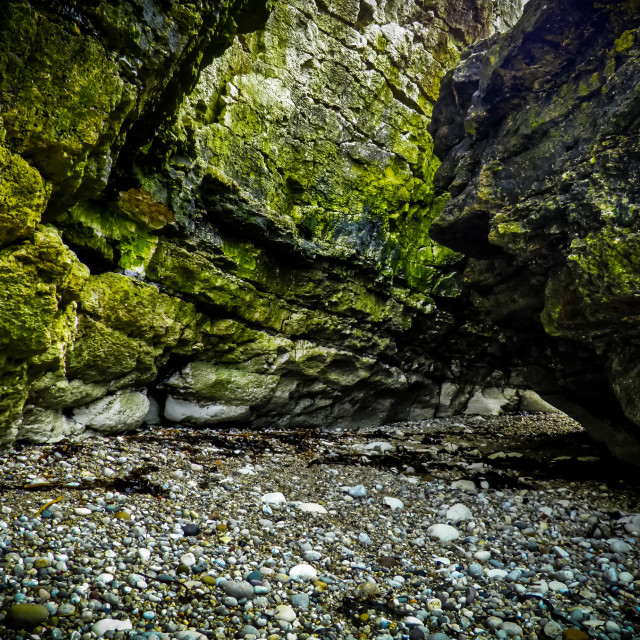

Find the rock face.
[
  {"left": 429, "top": 0, "right": 640, "bottom": 462},
  {"left": 0, "top": 0, "right": 523, "bottom": 445}
]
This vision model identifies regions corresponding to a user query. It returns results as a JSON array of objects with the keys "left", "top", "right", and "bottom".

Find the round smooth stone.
[
  {"left": 274, "top": 604, "right": 296, "bottom": 622},
  {"left": 289, "top": 564, "right": 317, "bottom": 581},
  {"left": 608, "top": 539, "right": 631, "bottom": 553},
  {"left": 180, "top": 553, "right": 196, "bottom": 567},
  {"left": 501, "top": 622, "right": 523, "bottom": 637},
  {"left": 261, "top": 492, "right": 287, "bottom": 505},
  {"left": 291, "top": 593, "right": 310, "bottom": 609},
  {"left": 446, "top": 503, "right": 472, "bottom": 522},
  {"left": 297, "top": 503, "right": 327, "bottom": 514},
  {"left": 220, "top": 580, "right": 254, "bottom": 600},
  {"left": 384, "top": 497, "right": 404, "bottom": 510},
  {"left": 6, "top": 604, "right": 50, "bottom": 629},
  {"left": 543, "top": 620, "right": 563, "bottom": 638},
  {"left": 57, "top": 603, "right": 76, "bottom": 617},
  {"left": 549, "top": 580, "right": 568, "bottom": 593},
  {"left": 91, "top": 619, "right": 133, "bottom": 637},
  {"left": 451, "top": 480, "right": 475, "bottom": 491},
  {"left": 562, "top": 630, "right": 589, "bottom": 640},
  {"left": 137, "top": 548, "right": 151, "bottom": 563},
  {"left": 182, "top": 523, "right": 200, "bottom": 536},
  {"left": 427, "top": 524, "right": 459, "bottom": 542},
  {"left": 241, "top": 625, "right": 260, "bottom": 637},
  {"left": 474, "top": 550, "right": 491, "bottom": 562}
]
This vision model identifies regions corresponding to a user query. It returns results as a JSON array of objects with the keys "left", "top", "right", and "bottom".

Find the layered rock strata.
[
  {"left": 430, "top": 0, "right": 640, "bottom": 462},
  {"left": 0, "top": 0, "right": 525, "bottom": 445}
]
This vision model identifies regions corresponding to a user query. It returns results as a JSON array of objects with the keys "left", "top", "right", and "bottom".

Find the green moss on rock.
[{"left": 0, "top": 143, "right": 51, "bottom": 245}]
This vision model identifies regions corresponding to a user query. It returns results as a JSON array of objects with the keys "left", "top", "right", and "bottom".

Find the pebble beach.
[{"left": 1, "top": 414, "right": 639, "bottom": 640}]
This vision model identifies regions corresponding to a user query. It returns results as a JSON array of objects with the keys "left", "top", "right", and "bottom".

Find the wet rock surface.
[
  {"left": 429, "top": 0, "right": 640, "bottom": 462},
  {"left": 1, "top": 414, "right": 639, "bottom": 639},
  {"left": 0, "top": 0, "right": 525, "bottom": 448}
]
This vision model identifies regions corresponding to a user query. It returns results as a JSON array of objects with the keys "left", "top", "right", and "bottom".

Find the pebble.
[
  {"left": 608, "top": 538, "right": 632, "bottom": 553},
  {"left": 297, "top": 502, "right": 327, "bottom": 513},
  {"left": 261, "top": 492, "right": 287, "bottom": 505},
  {"left": 451, "top": 480, "right": 475, "bottom": 491},
  {"left": 137, "top": 547, "right": 151, "bottom": 563},
  {"left": 6, "top": 603, "right": 50, "bottom": 629},
  {"left": 562, "top": 630, "right": 589, "bottom": 640},
  {"left": 544, "top": 620, "right": 563, "bottom": 638},
  {"left": 291, "top": 593, "right": 310, "bottom": 609},
  {"left": 383, "top": 496, "right": 404, "bottom": 510},
  {"left": 446, "top": 503, "right": 472, "bottom": 522},
  {"left": 91, "top": 619, "right": 133, "bottom": 637},
  {"left": 427, "top": 524, "right": 459, "bottom": 541},
  {"left": 348, "top": 485, "right": 367, "bottom": 498},
  {"left": 221, "top": 580, "right": 254, "bottom": 600},
  {"left": 501, "top": 621, "right": 523, "bottom": 637},
  {"left": 274, "top": 604, "right": 297, "bottom": 622},
  {"left": 289, "top": 563, "right": 317, "bottom": 581}
]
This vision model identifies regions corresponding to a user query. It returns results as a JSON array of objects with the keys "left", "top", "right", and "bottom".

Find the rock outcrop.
[
  {"left": 0, "top": 0, "right": 524, "bottom": 444},
  {"left": 430, "top": 0, "right": 640, "bottom": 462}
]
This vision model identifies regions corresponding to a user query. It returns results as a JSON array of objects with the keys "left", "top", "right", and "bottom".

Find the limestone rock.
[
  {"left": 518, "top": 390, "right": 561, "bottom": 414},
  {"left": 17, "top": 406, "right": 84, "bottom": 443},
  {"left": 430, "top": 0, "right": 640, "bottom": 462},
  {"left": 0, "top": 0, "right": 522, "bottom": 446},
  {"left": 464, "top": 387, "right": 518, "bottom": 416},
  {"left": 73, "top": 391, "right": 150, "bottom": 434},
  {"left": 164, "top": 397, "right": 250, "bottom": 425}
]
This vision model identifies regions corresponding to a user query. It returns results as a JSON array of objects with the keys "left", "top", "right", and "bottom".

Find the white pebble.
[
  {"left": 289, "top": 564, "right": 317, "bottom": 581},
  {"left": 92, "top": 619, "right": 133, "bottom": 637},
  {"left": 274, "top": 604, "right": 297, "bottom": 622},
  {"left": 451, "top": 479, "right": 476, "bottom": 491},
  {"left": 261, "top": 492, "right": 287, "bottom": 505},
  {"left": 137, "top": 548, "right": 151, "bottom": 563},
  {"left": 383, "top": 497, "right": 404, "bottom": 510},
  {"left": 427, "top": 524, "right": 459, "bottom": 541},
  {"left": 446, "top": 503, "right": 472, "bottom": 522},
  {"left": 297, "top": 503, "right": 327, "bottom": 514}
]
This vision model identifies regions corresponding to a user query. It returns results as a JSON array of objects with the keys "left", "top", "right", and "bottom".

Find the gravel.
[{"left": 0, "top": 413, "right": 639, "bottom": 639}]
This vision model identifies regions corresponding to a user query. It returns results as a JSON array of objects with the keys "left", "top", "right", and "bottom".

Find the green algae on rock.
[
  {"left": 0, "top": 0, "right": 528, "bottom": 445},
  {"left": 430, "top": 0, "right": 640, "bottom": 462}
]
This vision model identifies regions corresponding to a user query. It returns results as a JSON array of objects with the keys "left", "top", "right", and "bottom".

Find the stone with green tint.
[
  {"left": 0, "top": 0, "right": 523, "bottom": 446},
  {"left": 6, "top": 603, "right": 50, "bottom": 629},
  {"left": 430, "top": 0, "right": 640, "bottom": 463}
]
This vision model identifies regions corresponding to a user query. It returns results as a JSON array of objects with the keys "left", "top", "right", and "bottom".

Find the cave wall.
[
  {"left": 0, "top": 0, "right": 525, "bottom": 445},
  {"left": 429, "top": 0, "right": 640, "bottom": 463}
]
